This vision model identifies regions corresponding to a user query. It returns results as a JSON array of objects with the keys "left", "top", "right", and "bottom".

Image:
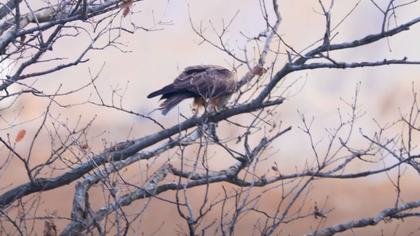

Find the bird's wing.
[{"left": 172, "top": 65, "right": 236, "bottom": 98}]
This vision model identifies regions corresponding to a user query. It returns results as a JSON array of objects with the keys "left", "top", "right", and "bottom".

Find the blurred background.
[{"left": 1, "top": 0, "right": 420, "bottom": 235}]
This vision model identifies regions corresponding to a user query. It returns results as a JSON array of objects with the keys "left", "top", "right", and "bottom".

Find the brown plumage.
[{"left": 147, "top": 65, "right": 237, "bottom": 115}]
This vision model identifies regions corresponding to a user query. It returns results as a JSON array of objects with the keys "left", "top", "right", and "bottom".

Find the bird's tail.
[
  {"left": 160, "top": 94, "right": 190, "bottom": 115},
  {"left": 147, "top": 84, "right": 174, "bottom": 98},
  {"left": 147, "top": 89, "right": 164, "bottom": 98}
]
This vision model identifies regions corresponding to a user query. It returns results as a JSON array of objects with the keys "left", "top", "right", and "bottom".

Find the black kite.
[{"left": 147, "top": 65, "right": 237, "bottom": 115}]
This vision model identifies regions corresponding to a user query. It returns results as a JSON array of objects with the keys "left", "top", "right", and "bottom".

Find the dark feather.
[
  {"left": 183, "top": 67, "right": 207, "bottom": 75},
  {"left": 160, "top": 93, "right": 192, "bottom": 115}
]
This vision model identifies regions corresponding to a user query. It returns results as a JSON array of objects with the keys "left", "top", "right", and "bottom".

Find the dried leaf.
[
  {"left": 15, "top": 129, "right": 26, "bottom": 142},
  {"left": 121, "top": 0, "right": 133, "bottom": 17}
]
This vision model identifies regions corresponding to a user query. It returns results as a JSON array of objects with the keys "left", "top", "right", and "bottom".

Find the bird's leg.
[
  {"left": 214, "top": 95, "right": 231, "bottom": 112},
  {"left": 192, "top": 104, "right": 199, "bottom": 116},
  {"left": 207, "top": 98, "right": 219, "bottom": 114},
  {"left": 192, "top": 98, "right": 205, "bottom": 116}
]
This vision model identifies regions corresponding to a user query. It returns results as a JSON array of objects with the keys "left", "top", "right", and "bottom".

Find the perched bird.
[{"left": 147, "top": 65, "right": 237, "bottom": 115}]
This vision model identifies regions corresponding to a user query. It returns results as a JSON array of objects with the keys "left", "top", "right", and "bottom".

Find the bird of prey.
[{"left": 147, "top": 65, "right": 237, "bottom": 115}]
